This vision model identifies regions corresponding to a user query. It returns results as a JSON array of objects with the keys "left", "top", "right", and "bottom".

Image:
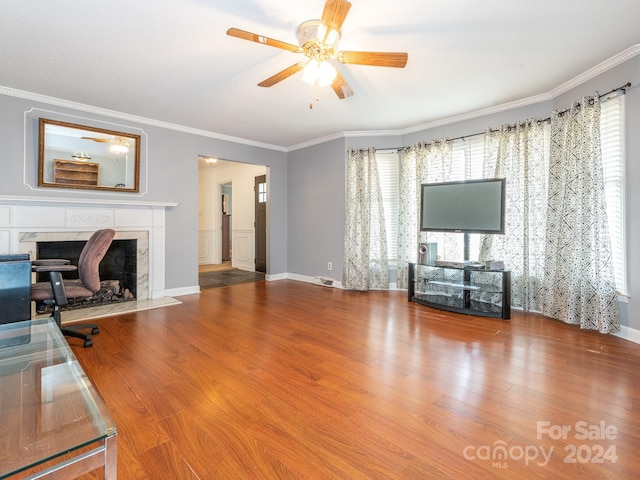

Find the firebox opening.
[{"left": 36, "top": 238, "right": 137, "bottom": 311}]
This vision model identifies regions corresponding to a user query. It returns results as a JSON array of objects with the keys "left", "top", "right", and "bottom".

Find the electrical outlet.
[{"left": 327, "top": 262, "right": 332, "bottom": 271}]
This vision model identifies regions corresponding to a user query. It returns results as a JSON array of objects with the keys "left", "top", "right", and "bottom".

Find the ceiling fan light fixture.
[
  {"left": 315, "top": 23, "right": 327, "bottom": 43},
  {"left": 72, "top": 150, "right": 91, "bottom": 161},
  {"left": 110, "top": 140, "right": 129, "bottom": 154},
  {"left": 226, "top": 0, "right": 407, "bottom": 101},
  {"left": 302, "top": 59, "right": 337, "bottom": 87},
  {"left": 325, "top": 29, "right": 339, "bottom": 47},
  {"left": 109, "top": 137, "right": 129, "bottom": 155},
  {"left": 301, "top": 59, "right": 320, "bottom": 85},
  {"left": 318, "top": 61, "right": 337, "bottom": 86}
]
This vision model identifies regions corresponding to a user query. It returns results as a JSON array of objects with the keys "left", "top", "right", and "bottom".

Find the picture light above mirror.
[{"left": 38, "top": 118, "right": 141, "bottom": 192}]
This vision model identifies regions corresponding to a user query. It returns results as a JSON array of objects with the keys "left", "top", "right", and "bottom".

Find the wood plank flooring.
[{"left": 66, "top": 280, "right": 640, "bottom": 479}]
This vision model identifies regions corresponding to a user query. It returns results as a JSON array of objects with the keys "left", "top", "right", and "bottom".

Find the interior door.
[
  {"left": 254, "top": 175, "right": 267, "bottom": 273},
  {"left": 221, "top": 213, "right": 231, "bottom": 261}
]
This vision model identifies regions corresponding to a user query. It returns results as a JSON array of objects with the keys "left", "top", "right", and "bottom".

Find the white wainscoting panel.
[
  {"left": 198, "top": 228, "right": 219, "bottom": 264},
  {"left": 233, "top": 228, "right": 254, "bottom": 271}
]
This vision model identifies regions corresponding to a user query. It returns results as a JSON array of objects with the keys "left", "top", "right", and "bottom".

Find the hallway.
[{"left": 198, "top": 262, "right": 265, "bottom": 289}]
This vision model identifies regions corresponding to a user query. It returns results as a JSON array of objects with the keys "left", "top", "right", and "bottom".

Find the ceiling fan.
[
  {"left": 81, "top": 136, "right": 131, "bottom": 154},
  {"left": 226, "top": 0, "right": 408, "bottom": 104}
]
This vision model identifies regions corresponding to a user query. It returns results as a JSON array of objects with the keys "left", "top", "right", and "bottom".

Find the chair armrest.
[
  {"left": 31, "top": 259, "right": 72, "bottom": 266},
  {"left": 32, "top": 264, "right": 78, "bottom": 273}
]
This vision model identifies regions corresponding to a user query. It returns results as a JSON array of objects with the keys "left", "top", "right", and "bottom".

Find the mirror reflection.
[{"left": 38, "top": 118, "right": 140, "bottom": 192}]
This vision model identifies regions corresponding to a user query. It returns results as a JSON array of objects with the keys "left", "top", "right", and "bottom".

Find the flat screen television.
[{"left": 420, "top": 178, "right": 506, "bottom": 234}]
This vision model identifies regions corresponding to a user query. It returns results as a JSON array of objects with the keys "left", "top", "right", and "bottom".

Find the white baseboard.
[
  {"left": 165, "top": 285, "right": 201, "bottom": 297},
  {"left": 613, "top": 324, "right": 640, "bottom": 345},
  {"left": 266, "top": 272, "right": 288, "bottom": 281},
  {"left": 285, "top": 272, "right": 343, "bottom": 289}
]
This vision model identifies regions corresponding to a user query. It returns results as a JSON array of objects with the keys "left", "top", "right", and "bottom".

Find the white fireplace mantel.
[
  {"left": 0, "top": 195, "right": 178, "bottom": 300},
  {"left": 0, "top": 194, "right": 178, "bottom": 209}
]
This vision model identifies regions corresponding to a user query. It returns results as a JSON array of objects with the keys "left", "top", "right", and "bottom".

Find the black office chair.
[{"left": 31, "top": 229, "right": 115, "bottom": 347}]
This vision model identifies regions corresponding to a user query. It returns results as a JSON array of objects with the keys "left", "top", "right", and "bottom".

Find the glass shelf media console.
[{"left": 408, "top": 263, "right": 511, "bottom": 320}]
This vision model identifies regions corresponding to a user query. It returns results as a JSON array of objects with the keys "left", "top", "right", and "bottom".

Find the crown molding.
[
  {"left": 0, "top": 85, "right": 287, "bottom": 152},
  {"left": 549, "top": 44, "right": 640, "bottom": 97},
  {"left": 397, "top": 92, "right": 553, "bottom": 137},
  {"left": 287, "top": 131, "right": 346, "bottom": 151},
  {"left": 292, "top": 44, "right": 640, "bottom": 150},
  {"left": 3, "top": 44, "right": 639, "bottom": 153},
  {"left": 286, "top": 129, "right": 407, "bottom": 152},
  {"left": 343, "top": 130, "right": 403, "bottom": 138},
  {"left": 394, "top": 44, "right": 640, "bottom": 138}
]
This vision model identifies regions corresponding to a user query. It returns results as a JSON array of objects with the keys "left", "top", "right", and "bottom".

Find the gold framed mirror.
[{"left": 38, "top": 118, "right": 141, "bottom": 192}]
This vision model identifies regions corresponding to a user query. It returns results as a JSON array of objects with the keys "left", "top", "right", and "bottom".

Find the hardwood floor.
[{"left": 67, "top": 280, "right": 640, "bottom": 479}]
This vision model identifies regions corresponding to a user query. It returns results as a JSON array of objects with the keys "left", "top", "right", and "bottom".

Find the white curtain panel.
[
  {"left": 343, "top": 148, "right": 389, "bottom": 291},
  {"left": 396, "top": 141, "right": 453, "bottom": 289},
  {"left": 542, "top": 96, "right": 620, "bottom": 333},
  {"left": 396, "top": 144, "right": 420, "bottom": 290},
  {"left": 479, "top": 121, "right": 548, "bottom": 311}
]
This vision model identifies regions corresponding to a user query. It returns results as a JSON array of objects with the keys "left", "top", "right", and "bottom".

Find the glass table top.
[{"left": 0, "top": 318, "right": 116, "bottom": 478}]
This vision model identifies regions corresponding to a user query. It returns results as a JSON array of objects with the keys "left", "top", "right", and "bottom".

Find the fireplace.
[
  {"left": 36, "top": 238, "right": 138, "bottom": 300},
  {"left": 20, "top": 230, "right": 151, "bottom": 302},
  {"left": 1, "top": 197, "right": 176, "bottom": 301}
]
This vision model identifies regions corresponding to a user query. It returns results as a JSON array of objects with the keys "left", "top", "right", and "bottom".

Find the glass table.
[{"left": 0, "top": 318, "right": 117, "bottom": 479}]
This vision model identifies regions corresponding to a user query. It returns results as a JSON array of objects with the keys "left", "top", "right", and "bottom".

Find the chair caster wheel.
[
  {"left": 83, "top": 338, "right": 93, "bottom": 348},
  {"left": 91, "top": 327, "right": 100, "bottom": 335}
]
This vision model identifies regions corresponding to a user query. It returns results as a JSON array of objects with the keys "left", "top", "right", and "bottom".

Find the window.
[
  {"left": 600, "top": 96, "right": 626, "bottom": 295},
  {"left": 451, "top": 135, "right": 484, "bottom": 180},
  {"left": 376, "top": 151, "right": 400, "bottom": 264},
  {"left": 451, "top": 136, "right": 485, "bottom": 259},
  {"left": 257, "top": 181, "right": 267, "bottom": 203},
  {"left": 377, "top": 97, "right": 625, "bottom": 294}
]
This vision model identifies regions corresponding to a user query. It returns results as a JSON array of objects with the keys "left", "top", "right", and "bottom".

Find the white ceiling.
[{"left": 2, "top": 0, "right": 640, "bottom": 150}]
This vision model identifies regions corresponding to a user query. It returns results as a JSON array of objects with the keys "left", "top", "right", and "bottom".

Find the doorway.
[
  {"left": 254, "top": 174, "right": 267, "bottom": 273},
  {"left": 198, "top": 159, "right": 267, "bottom": 279}
]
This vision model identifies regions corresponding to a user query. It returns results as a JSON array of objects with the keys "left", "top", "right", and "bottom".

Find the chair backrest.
[{"left": 77, "top": 229, "right": 116, "bottom": 293}]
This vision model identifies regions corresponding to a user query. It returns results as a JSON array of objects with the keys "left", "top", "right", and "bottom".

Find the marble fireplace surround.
[
  {"left": 0, "top": 195, "right": 178, "bottom": 300},
  {"left": 23, "top": 230, "right": 149, "bottom": 299}
]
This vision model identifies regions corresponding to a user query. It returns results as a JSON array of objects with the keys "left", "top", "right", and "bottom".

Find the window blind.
[
  {"left": 376, "top": 151, "right": 400, "bottom": 263},
  {"left": 451, "top": 136, "right": 485, "bottom": 258},
  {"left": 600, "top": 95, "right": 626, "bottom": 294},
  {"left": 377, "top": 98, "right": 625, "bottom": 290}
]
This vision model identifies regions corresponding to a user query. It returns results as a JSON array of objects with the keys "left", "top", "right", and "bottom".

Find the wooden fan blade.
[
  {"left": 258, "top": 63, "right": 306, "bottom": 87},
  {"left": 319, "top": 0, "right": 352, "bottom": 42},
  {"left": 331, "top": 71, "right": 354, "bottom": 99},
  {"left": 227, "top": 28, "right": 301, "bottom": 53},
  {"left": 81, "top": 137, "right": 111, "bottom": 143},
  {"left": 337, "top": 51, "right": 408, "bottom": 68}
]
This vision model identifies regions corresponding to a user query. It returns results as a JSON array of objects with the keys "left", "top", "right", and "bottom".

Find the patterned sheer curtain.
[
  {"left": 479, "top": 121, "right": 548, "bottom": 310},
  {"left": 542, "top": 96, "right": 620, "bottom": 333},
  {"left": 396, "top": 145, "right": 419, "bottom": 289},
  {"left": 343, "top": 148, "right": 389, "bottom": 291},
  {"left": 396, "top": 140, "right": 453, "bottom": 289}
]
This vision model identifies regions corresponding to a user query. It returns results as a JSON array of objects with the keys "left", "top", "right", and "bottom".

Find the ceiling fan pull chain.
[{"left": 309, "top": 82, "right": 322, "bottom": 109}]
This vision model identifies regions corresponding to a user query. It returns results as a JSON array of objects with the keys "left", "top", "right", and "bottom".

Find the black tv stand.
[{"left": 408, "top": 263, "right": 511, "bottom": 319}]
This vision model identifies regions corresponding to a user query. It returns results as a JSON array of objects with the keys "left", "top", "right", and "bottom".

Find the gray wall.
[
  {"left": 0, "top": 92, "right": 287, "bottom": 291},
  {"left": 1, "top": 53, "right": 638, "bottom": 332},
  {"left": 286, "top": 56, "right": 640, "bottom": 332},
  {"left": 287, "top": 138, "right": 346, "bottom": 282}
]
